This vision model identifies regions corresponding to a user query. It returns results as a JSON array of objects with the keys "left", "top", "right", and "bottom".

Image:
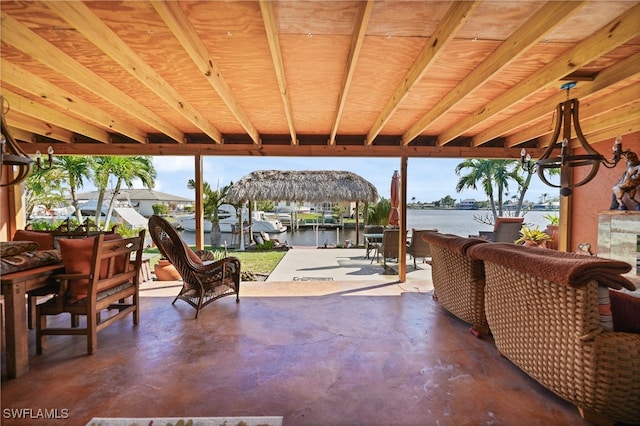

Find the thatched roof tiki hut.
[{"left": 225, "top": 170, "right": 379, "bottom": 245}]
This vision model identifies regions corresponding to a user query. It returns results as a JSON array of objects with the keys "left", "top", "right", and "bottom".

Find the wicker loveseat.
[
  {"left": 467, "top": 242, "right": 640, "bottom": 425},
  {"left": 420, "top": 231, "right": 489, "bottom": 336}
]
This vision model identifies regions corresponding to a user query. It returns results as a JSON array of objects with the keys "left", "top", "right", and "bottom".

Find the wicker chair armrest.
[{"left": 198, "top": 256, "right": 241, "bottom": 273}]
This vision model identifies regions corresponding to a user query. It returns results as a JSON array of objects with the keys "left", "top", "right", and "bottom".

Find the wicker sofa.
[
  {"left": 420, "top": 231, "right": 490, "bottom": 335},
  {"left": 467, "top": 242, "right": 640, "bottom": 425}
]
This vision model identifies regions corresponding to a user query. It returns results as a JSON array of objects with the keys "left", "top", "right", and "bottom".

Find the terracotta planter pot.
[
  {"left": 154, "top": 259, "right": 181, "bottom": 281},
  {"left": 523, "top": 240, "right": 548, "bottom": 248},
  {"left": 545, "top": 225, "right": 560, "bottom": 250}
]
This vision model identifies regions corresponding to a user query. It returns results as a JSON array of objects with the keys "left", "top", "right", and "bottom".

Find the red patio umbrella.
[{"left": 388, "top": 170, "right": 400, "bottom": 226}]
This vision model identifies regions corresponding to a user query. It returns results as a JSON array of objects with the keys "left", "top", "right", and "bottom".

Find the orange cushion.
[
  {"left": 610, "top": 290, "right": 640, "bottom": 334},
  {"left": 13, "top": 230, "right": 55, "bottom": 250},
  {"left": 182, "top": 240, "right": 203, "bottom": 265},
  {"left": 58, "top": 234, "right": 124, "bottom": 302}
]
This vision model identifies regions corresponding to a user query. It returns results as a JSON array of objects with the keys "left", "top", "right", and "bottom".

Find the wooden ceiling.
[{"left": 1, "top": 1, "right": 639, "bottom": 160}]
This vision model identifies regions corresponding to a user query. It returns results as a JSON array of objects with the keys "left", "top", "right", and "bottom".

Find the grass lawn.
[{"left": 144, "top": 247, "right": 287, "bottom": 276}]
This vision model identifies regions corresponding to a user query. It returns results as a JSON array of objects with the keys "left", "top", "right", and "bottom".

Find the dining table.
[{"left": 1, "top": 263, "right": 64, "bottom": 378}]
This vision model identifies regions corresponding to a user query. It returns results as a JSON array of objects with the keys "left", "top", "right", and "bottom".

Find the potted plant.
[
  {"left": 515, "top": 225, "right": 552, "bottom": 248},
  {"left": 543, "top": 213, "right": 560, "bottom": 250}
]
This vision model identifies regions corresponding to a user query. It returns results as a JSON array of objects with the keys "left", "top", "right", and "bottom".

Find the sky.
[{"left": 126, "top": 156, "right": 560, "bottom": 205}]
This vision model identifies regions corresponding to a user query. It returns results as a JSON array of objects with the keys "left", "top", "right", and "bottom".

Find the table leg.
[{"left": 4, "top": 283, "right": 29, "bottom": 379}]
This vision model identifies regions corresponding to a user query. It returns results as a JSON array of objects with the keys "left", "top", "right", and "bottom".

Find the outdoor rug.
[{"left": 86, "top": 417, "right": 283, "bottom": 426}]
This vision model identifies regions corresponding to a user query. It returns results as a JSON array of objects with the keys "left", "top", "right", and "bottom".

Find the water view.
[{"left": 178, "top": 209, "right": 554, "bottom": 247}]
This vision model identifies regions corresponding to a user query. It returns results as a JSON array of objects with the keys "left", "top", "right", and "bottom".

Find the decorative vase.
[
  {"left": 154, "top": 259, "right": 181, "bottom": 281},
  {"left": 545, "top": 225, "right": 560, "bottom": 250}
]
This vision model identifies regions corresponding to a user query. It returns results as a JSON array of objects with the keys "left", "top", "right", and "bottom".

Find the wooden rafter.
[
  {"left": 402, "top": 1, "right": 585, "bottom": 146},
  {"left": 329, "top": 0, "right": 373, "bottom": 146},
  {"left": 3, "top": 89, "right": 110, "bottom": 143},
  {"left": 537, "top": 101, "right": 640, "bottom": 149},
  {"left": 260, "top": 0, "right": 297, "bottom": 145},
  {"left": 439, "top": 2, "right": 640, "bottom": 146},
  {"left": 478, "top": 52, "right": 640, "bottom": 148},
  {"left": 2, "top": 60, "right": 148, "bottom": 144},
  {"left": 366, "top": 1, "right": 479, "bottom": 146},
  {"left": 7, "top": 127, "right": 35, "bottom": 144},
  {"left": 151, "top": 1, "right": 260, "bottom": 144},
  {"left": 7, "top": 115, "right": 73, "bottom": 144},
  {"left": 43, "top": 1, "right": 223, "bottom": 143},
  {"left": 506, "top": 80, "right": 640, "bottom": 147},
  {"left": 0, "top": 11, "right": 183, "bottom": 144}
]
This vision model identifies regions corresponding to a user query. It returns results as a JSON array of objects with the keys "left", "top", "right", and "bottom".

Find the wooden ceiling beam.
[
  {"left": 439, "top": 2, "right": 640, "bottom": 146},
  {"left": 2, "top": 60, "right": 148, "bottom": 144},
  {"left": 23, "top": 141, "right": 543, "bottom": 160},
  {"left": 575, "top": 121, "right": 640, "bottom": 147},
  {"left": 6, "top": 113, "right": 73, "bottom": 144},
  {"left": 151, "top": 1, "right": 260, "bottom": 144},
  {"left": 480, "top": 51, "right": 640, "bottom": 148},
  {"left": 505, "top": 80, "right": 640, "bottom": 147},
  {"left": 536, "top": 101, "right": 640, "bottom": 149},
  {"left": 0, "top": 11, "right": 183, "bottom": 144},
  {"left": 3, "top": 89, "right": 110, "bottom": 143},
  {"left": 404, "top": 1, "right": 585, "bottom": 146},
  {"left": 7, "top": 126, "right": 36, "bottom": 144},
  {"left": 329, "top": 0, "right": 373, "bottom": 146},
  {"left": 43, "top": 1, "right": 222, "bottom": 143},
  {"left": 260, "top": 0, "right": 297, "bottom": 146},
  {"left": 366, "top": 1, "right": 480, "bottom": 145}
]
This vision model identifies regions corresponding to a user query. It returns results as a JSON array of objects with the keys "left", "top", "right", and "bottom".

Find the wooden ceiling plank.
[
  {"left": 260, "top": 0, "right": 298, "bottom": 145},
  {"left": 438, "top": 2, "right": 640, "bottom": 146},
  {"left": 403, "top": 1, "right": 586, "bottom": 146},
  {"left": 366, "top": 1, "right": 480, "bottom": 146},
  {"left": 2, "top": 59, "right": 148, "bottom": 144},
  {"left": 3, "top": 89, "right": 110, "bottom": 143},
  {"left": 505, "top": 80, "right": 640, "bottom": 147},
  {"left": 152, "top": 1, "right": 260, "bottom": 144},
  {"left": 0, "top": 11, "right": 183, "bottom": 144},
  {"left": 43, "top": 1, "right": 222, "bottom": 143},
  {"left": 479, "top": 51, "right": 640, "bottom": 147},
  {"left": 329, "top": 1, "right": 374, "bottom": 146}
]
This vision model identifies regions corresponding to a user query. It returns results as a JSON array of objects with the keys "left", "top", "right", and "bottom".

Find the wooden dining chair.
[{"left": 36, "top": 230, "right": 145, "bottom": 355}]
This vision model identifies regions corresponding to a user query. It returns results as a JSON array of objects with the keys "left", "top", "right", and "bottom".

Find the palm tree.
[
  {"left": 455, "top": 159, "right": 522, "bottom": 223},
  {"left": 368, "top": 197, "right": 391, "bottom": 226},
  {"left": 455, "top": 159, "right": 498, "bottom": 220},
  {"left": 24, "top": 165, "right": 66, "bottom": 222},
  {"left": 53, "top": 156, "right": 94, "bottom": 224},
  {"left": 187, "top": 179, "right": 233, "bottom": 247},
  {"left": 102, "top": 156, "right": 156, "bottom": 229}
]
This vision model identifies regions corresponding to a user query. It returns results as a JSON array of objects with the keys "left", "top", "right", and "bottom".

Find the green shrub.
[{"left": 152, "top": 203, "right": 169, "bottom": 215}]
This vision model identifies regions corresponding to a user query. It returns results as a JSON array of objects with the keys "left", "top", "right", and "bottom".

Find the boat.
[{"left": 176, "top": 204, "right": 287, "bottom": 234}]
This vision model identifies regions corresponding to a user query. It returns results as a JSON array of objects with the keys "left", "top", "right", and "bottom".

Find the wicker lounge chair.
[
  {"left": 148, "top": 215, "right": 241, "bottom": 319},
  {"left": 421, "top": 231, "right": 489, "bottom": 336},
  {"left": 467, "top": 242, "right": 640, "bottom": 425}
]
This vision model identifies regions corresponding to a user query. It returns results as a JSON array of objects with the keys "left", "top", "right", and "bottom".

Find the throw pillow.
[
  {"left": 610, "top": 289, "right": 640, "bottom": 334},
  {"left": 58, "top": 234, "right": 124, "bottom": 302},
  {"left": 1, "top": 241, "right": 39, "bottom": 257},
  {"left": 13, "top": 230, "right": 55, "bottom": 250},
  {"left": 597, "top": 285, "right": 613, "bottom": 331},
  {"left": 182, "top": 240, "right": 203, "bottom": 265}
]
